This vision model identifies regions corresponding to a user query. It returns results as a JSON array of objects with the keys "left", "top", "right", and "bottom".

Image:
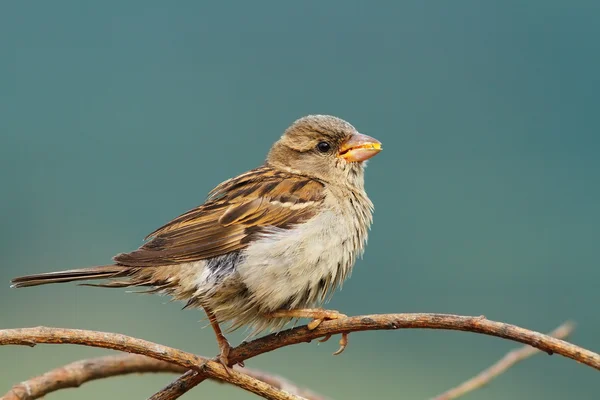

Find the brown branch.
[
  {"left": 3, "top": 355, "right": 183, "bottom": 400},
  {"left": 226, "top": 314, "right": 599, "bottom": 368},
  {"left": 1, "top": 314, "right": 598, "bottom": 400},
  {"left": 148, "top": 370, "right": 204, "bottom": 400},
  {"left": 154, "top": 313, "right": 600, "bottom": 399},
  {"left": 240, "top": 367, "right": 328, "bottom": 400},
  {"left": 148, "top": 369, "right": 328, "bottom": 400},
  {"left": 431, "top": 321, "right": 576, "bottom": 400},
  {"left": 0, "top": 327, "right": 303, "bottom": 400},
  {"left": 3, "top": 354, "right": 325, "bottom": 400}
]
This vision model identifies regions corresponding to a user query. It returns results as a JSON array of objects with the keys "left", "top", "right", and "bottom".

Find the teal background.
[{"left": 1, "top": 1, "right": 599, "bottom": 399}]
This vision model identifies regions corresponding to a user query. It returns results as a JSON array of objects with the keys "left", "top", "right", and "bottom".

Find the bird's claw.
[
  {"left": 332, "top": 333, "right": 348, "bottom": 355},
  {"left": 318, "top": 333, "right": 332, "bottom": 343},
  {"left": 305, "top": 309, "right": 349, "bottom": 355},
  {"left": 266, "top": 308, "right": 350, "bottom": 355},
  {"left": 215, "top": 336, "right": 247, "bottom": 373},
  {"left": 308, "top": 318, "right": 323, "bottom": 330},
  {"left": 306, "top": 309, "right": 347, "bottom": 330}
]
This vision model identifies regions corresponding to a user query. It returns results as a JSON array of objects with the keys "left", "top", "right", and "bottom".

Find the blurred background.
[{"left": 1, "top": 1, "right": 599, "bottom": 399}]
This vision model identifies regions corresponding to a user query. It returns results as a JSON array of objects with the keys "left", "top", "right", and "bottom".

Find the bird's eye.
[{"left": 316, "top": 141, "right": 331, "bottom": 153}]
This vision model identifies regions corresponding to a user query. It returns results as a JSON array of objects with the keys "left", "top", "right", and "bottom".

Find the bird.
[{"left": 11, "top": 114, "right": 382, "bottom": 367}]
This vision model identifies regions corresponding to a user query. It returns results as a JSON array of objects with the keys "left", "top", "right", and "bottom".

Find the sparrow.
[{"left": 11, "top": 115, "right": 382, "bottom": 367}]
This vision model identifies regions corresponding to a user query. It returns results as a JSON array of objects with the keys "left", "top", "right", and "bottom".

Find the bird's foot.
[
  {"left": 267, "top": 308, "right": 349, "bottom": 355},
  {"left": 216, "top": 337, "right": 233, "bottom": 369},
  {"left": 304, "top": 309, "right": 347, "bottom": 330},
  {"left": 214, "top": 337, "right": 245, "bottom": 371}
]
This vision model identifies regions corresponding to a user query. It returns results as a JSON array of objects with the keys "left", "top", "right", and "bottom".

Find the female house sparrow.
[{"left": 11, "top": 115, "right": 382, "bottom": 366}]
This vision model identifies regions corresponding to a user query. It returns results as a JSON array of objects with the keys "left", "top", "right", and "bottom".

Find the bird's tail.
[{"left": 10, "top": 265, "right": 131, "bottom": 288}]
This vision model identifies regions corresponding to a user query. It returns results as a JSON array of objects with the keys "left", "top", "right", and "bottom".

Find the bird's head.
[{"left": 267, "top": 115, "right": 382, "bottom": 188}]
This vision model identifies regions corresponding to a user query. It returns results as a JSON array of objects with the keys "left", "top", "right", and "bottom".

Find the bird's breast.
[{"left": 237, "top": 197, "right": 371, "bottom": 312}]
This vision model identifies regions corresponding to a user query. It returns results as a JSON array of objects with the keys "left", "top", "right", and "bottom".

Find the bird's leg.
[
  {"left": 266, "top": 308, "right": 349, "bottom": 355},
  {"left": 202, "top": 306, "right": 236, "bottom": 368}
]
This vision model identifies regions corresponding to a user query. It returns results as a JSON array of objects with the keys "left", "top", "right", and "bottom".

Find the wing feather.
[{"left": 113, "top": 166, "right": 325, "bottom": 267}]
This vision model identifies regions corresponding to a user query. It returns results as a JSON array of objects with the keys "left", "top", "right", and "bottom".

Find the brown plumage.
[
  {"left": 115, "top": 169, "right": 326, "bottom": 266},
  {"left": 11, "top": 114, "right": 382, "bottom": 365}
]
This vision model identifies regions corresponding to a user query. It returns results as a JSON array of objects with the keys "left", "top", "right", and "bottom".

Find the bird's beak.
[{"left": 338, "top": 133, "right": 382, "bottom": 162}]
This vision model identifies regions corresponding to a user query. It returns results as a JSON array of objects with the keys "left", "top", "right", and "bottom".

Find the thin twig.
[
  {"left": 431, "top": 321, "right": 576, "bottom": 400},
  {"left": 1, "top": 314, "right": 598, "bottom": 400},
  {"left": 155, "top": 313, "right": 600, "bottom": 399},
  {"left": 2, "top": 354, "right": 325, "bottom": 400}
]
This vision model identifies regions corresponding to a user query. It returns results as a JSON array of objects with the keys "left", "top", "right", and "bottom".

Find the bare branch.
[
  {"left": 241, "top": 367, "right": 328, "bottom": 400},
  {"left": 154, "top": 313, "right": 600, "bottom": 399},
  {"left": 148, "top": 370, "right": 327, "bottom": 400},
  {"left": 431, "top": 321, "right": 576, "bottom": 400},
  {"left": 3, "top": 355, "right": 182, "bottom": 400},
  {"left": 2, "top": 354, "right": 325, "bottom": 400},
  {"left": 148, "top": 370, "right": 204, "bottom": 400},
  {"left": 0, "top": 327, "right": 302, "bottom": 400},
  {"left": 1, "top": 314, "right": 598, "bottom": 400},
  {"left": 228, "top": 314, "right": 599, "bottom": 368}
]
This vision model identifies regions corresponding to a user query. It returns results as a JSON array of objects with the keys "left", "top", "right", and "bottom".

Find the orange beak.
[{"left": 338, "top": 133, "right": 382, "bottom": 162}]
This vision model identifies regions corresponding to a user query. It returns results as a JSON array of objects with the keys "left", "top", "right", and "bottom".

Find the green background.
[{"left": 1, "top": 1, "right": 599, "bottom": 399}]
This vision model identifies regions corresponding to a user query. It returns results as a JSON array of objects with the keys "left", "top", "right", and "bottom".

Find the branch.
[
  {"left": 148, "top": 368, "right": 328, "bottom": 400},
  {"left": 154, "top": 313, "right": 600, "bottom": 399},
  {"left": 431, "top": 321, "right": 575, "bottom": 400},
  {"left": 2, "top": 314, "right": 598, "bottom": 400},
  {"left": 3, "top": 355, "right": 182, "bottom": 400},
  {"left": 225, "top": 314, "right": 598, "bottom": 368},
  {"left": 0, "top": 327, "right": 303, "bottom": 400},
  {"left": 3, "top": 354, "right": 325, "bottom": 400},
  {"left": 149, "top": 370, "right": 204, "bottom": 400},
  {"left": 239, "top": 367, "right": 328, "bottom": 400}
]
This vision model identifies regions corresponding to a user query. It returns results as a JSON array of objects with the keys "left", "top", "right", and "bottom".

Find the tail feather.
[{"left": 10, "top": 265, "right": 131, "bottom": 288}]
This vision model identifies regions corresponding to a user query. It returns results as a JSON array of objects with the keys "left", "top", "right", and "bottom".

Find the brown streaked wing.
[{"left": 113, "top": 166, "right": 325, "bottom": 267}]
